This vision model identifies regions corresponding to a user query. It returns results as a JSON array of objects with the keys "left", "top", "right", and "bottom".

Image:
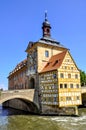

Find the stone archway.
[
  {"left": 30, "top": 78, "right": 35, "bottom": 89},
  {"left": 2, "top": 98, "right": 39, "bottom": 114}
]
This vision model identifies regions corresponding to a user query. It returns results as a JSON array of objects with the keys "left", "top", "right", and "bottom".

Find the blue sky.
[{"left": 0, "top": 0, "right": 86, "bottom": 90}]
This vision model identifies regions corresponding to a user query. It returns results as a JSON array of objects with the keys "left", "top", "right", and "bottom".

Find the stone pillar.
[{"left": 75, "top": 106, "right": 78, "bottom": 116}]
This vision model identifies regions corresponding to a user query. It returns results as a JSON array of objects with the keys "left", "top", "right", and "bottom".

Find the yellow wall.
[
  {"left": 37, "top": 45, "right": 62, "bottom": 72},
  {"left": 58, "top": 51, "right": 82, "bottom": 107}
]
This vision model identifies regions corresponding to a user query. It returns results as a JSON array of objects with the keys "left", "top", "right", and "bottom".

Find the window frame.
[
  {"left": 60, "top": 84, "right": 63, "bottom": 88},
  {"left": 75, "top": 74, "right": 78, "bottom": 79},
  {"left": 45, "top": 50, "right": 49, "bottom": 57},
  {"left": 68, "top": 74, "right": 71, "bottom": 78},
  {"left": 70, "top": 84, "right": 73, "bottom": 88},
  {"left": 64, "top": 84, "right": 67, "bottom": 88},
  {"left": 76, "top": 84, "right": 79, "bottom": 88},
  {"left": 60, "top": 73, "right": 64, "bottom": 78}
]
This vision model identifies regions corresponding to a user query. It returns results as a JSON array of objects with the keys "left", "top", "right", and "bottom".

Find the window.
[
  {"left": 53, "top": 60, "right": 58, "bottom": 66},
  {"left": 60, "top": 97, "right": 63, "bottom": 101},
  {"left": 71, "top": 67, "right": 73, "bottom": 70},
  {"left": 64, "top": 84, "right": 67, "bottom": 88},
  {"left": 75, "top": 74, "right": 78, "bottom": 79},
  {"left": 60, "top": 73, "right": 64, "bottom": 78},
  {"left": 67, "top": 59, "right": 70, "bottom": 62},
  {"left": 45, "top": 50, "right": 49, "bottom": 57},
  {"left": 54, "top": 97, "right": 57, "bottom": 102},
  {"left": 45, "top": 62, "right": 50, "bottom": 67},
  {"left": 76, "top": 96, "right": 80, "bottom": 100},
  {"left": 54, "top": 83, "right": 57, "bottom": 89},
  {"left": 66, "top": 97, "right": 71, "bottom": 101},
  {"left": 70, "top": 84, "right": 73, "bottom": 88},
  {"left": 76, "top": 84, "right": 79, "bottom": 88},
  {"left": 34, "top": 65, "right": 36, "bottom": 71},
  {"left": 53, "top": 74, "right": 57, "bottom": 79},
  {"left": 41, "top": 86, "right": 44, "bottom": 90},
  {"left": 47, "top": 28, "right": 50, "bottom": 33},
  {"left": 43, "top": 97, "right": 46, "bottom": 102},
  {"left": 65, "top": 59, "right": 70, "bottom": 62},
  {"left": 68, "top": 74, "right": 71, "bottom": 78},
  {"left": 64, "top": 66, "right": 67, "bottom": 69},
  {"left": 48, "top": 97, "right": 51, "bottom": 102},
  {"left": 60, "top": 84, "right": 63, "bottom": 88}
]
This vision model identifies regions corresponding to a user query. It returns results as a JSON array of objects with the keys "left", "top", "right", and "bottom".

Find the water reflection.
[
  {"left": 0, "top": 106, "right": 86, "bottom": 130},
  {"left": 0, "top": 106, "right": 30, "bottom": 116}
]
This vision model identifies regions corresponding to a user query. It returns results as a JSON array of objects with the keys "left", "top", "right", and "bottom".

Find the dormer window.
[
  {"left": 45, "top": 62, "right": 50, "bottom": 67},
  {"left": 53, "top": 60, "right": 58, "bottom": 66}
]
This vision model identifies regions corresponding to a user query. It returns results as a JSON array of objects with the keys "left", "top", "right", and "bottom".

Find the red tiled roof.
[
  {"left": 15, "top": 59, "right": 27, "bottom": 69},
  {"left": 9, "top": 59, "right": 27, "bottom": 76},
  {"left": 41, "top": 50, "right": 67, "bottom": 73}
]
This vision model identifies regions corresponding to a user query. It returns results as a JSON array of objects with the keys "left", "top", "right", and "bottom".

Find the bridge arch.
[
  {"left": 0, "top": 89, "right": 39, "bottom": 114},
  {"left": 2, "top": 97, "right": 39, "bottom": 114}
]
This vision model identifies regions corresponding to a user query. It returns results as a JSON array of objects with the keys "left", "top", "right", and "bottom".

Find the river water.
[{"left": 0, "top": 106, "right": 86, "bottom": 130}]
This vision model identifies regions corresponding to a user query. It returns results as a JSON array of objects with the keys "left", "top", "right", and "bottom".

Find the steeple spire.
[
  {"left": 42, "top": 11, "right": 51, "bottom": 37},
  {"left": 45, "top": 10, "right": 48, "bottom": 21}
]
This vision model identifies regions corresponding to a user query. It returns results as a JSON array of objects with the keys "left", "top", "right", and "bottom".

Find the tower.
[{"left": 42, "top": 11, "right": 51, "bottom": 37}]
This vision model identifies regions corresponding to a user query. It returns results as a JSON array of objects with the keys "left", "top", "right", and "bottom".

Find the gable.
[{"left": 59, "top": 51, "right": 79, "bottom": 72}]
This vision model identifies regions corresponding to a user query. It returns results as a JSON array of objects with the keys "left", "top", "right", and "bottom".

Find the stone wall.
[{"left": 41, "top": 105, "right": 77, "bottom": 116}]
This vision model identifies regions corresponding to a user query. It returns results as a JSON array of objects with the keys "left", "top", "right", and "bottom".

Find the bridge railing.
[{"left": 81, "top": 87, "right": 86, "bottom": 93}]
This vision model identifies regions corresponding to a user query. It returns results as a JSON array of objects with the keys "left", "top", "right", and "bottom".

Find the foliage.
[
  {"left": 80, "top": 70, "right": 86, "bottom": 86},
  {"left": 0, "top": 91, "right": 1, "bottom": 96}
]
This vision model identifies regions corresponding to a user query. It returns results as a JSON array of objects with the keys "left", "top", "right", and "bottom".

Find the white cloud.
[
  {"left": 0, "top": 84, "right": 4, "bottom": 88},
  {"left": 0, "top": 83, "right": 7, "bottom": 90}
]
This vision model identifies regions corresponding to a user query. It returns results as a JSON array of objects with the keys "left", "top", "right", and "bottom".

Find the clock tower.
[
  {"left": 42, "top": 11, "right": 51, "bottom": 37},
  {"left": 25, "top": 13, "right": 67, "bottom": 109}
]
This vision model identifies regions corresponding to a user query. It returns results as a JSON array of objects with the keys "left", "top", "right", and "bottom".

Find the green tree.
[{"left": 80, "top": 70, "right": 86, "bottom": 86}]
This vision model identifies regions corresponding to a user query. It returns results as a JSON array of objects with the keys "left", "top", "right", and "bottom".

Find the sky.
[{"left": 0, "top": 0, "right": 86, "bottom": 90}]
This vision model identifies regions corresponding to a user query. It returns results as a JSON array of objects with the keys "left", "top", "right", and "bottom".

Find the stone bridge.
[
  {"left": 0, "top": 89, "right": 40, "bottom": 113},
  {"left": 81, "top": 87, "right": 86, "bottom": 94},
  {"left": 80, "top": 87, "right": 86, "bottom": 106},
  {"left": 0, "top": 87, "right": 86, "bottom": 112},
  {"left": 0, "top": 87, "right": 86, "bottom": 103},
  {"left": 0, "top": 89, "right": 35, "bottom": 104}
]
